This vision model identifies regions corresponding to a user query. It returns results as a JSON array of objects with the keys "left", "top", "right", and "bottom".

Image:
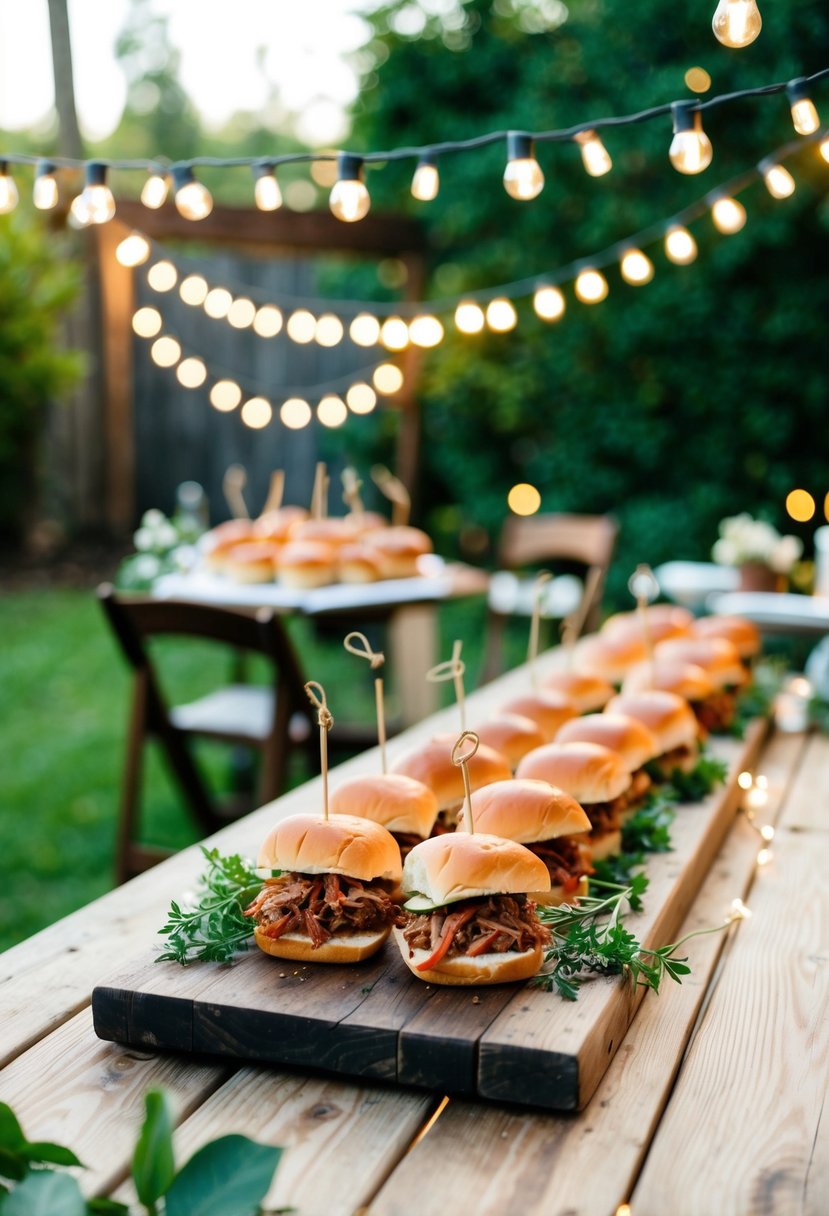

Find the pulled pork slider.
[
  {"left": 653, "top": 636, "right": 747, "bottom": 732},
  {"left": 622, "top": 661, "right": 719, "bottom": 733},
  {"left": 541, "top": 669, "right": 615, "bottom": 713},
  {"left": 222, "top": 541, "right": 280, "bottom": 585},
  {"left": 499, "top": 690, "right": 578, "bottom": 742},
  {"left": 390, "top": 733, "right": 511, "bottom": 828},
  {"left": 394, "top": 831, "right": 551, "bottom": 985},
  {"left": 573, "top": 632, "right": 649, "bottom": 686},
  {"left": 362, "top": 526, "right": 433, "bottom": 579},
  {"left": 690, "top": 614, "right": 761, "bottom": 661},
  {"left": 253, "top": 505, "right": 309, "bottom": 543},
  {"left": 245, "top": 813, "right": 402, "bottom": 963},
  {"left": 276, "top": 541, "right": 337, "bottom": 589},
  {"left": 288, "top": 516, "right": 360, "bottom": 548},
  {"left": 555, "top": 712, "right": 659, "bottom": 817},
  {"left": 516, "top": 741, "right": 630, "bottom": 859},
  {"left": 601, "top": 604, "right": 693, "bottom": 644},
  {"left": 472, "top": 713, "right": 546, "bottom": 771},
  {"left": 329, "top": 773, "right": 439, "bottom": 860},
  {"left": 337, "top": 544, "right": 384, "bottom": 584},
  {"left": 606, "top": 690, "right": 700, "bottom": 777},
  {"left": 461, "top": 779, "right": 592, "bottom": 905},
  {"left": 202, "top": 519, "right": 258, "bottom": 573}
]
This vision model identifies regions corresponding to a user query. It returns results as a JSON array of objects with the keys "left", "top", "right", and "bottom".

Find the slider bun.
[
  {"left": 602, "top": 605, "right": 693, "bottom": 643},
  {"left": 253, "top": 506, "right": 309, "bottom": 542},
  {"left": 337, "top": 544, "right": 383, "bottom": 584},
  {"left": 390, "top": 734, "right": 511, "bottom": 812},
  {"left": 499, "top": 692, "right": 578, "bottom": 742},
  {"left": 516, "top": 741, "right": 631, "bottom": 803},
  {"left": 276, "top": 541, "right": 337, "bottom": 589},
  {"left": 691, "top": 614, "right": 761, "bottom": 658},
  {"left": 463, "top": 778, "right": 591, "bottom": 841},
  {"left": 202, "top": 519, "right": 258, "bottom": 569},
  {"left": 472, "top": 713, "right": 546, "bottom": 769},
  {"left": 402, "top": 831, "right": 551, "bottom": 904},
  {"left": 606, "top": 690, "right": 699, "bottom": 754},
  {"left": 257, "top": 812, "right": 402, "bottom": 884},
  {"left": 393, "top": 926, "right": 543, "bottom": 986},
  {"left": 222, "top": 541, "right": 280, "bottom": 584},
  {"left": 622, "top": 660, "right": 716, "bottom": 701},
  {"left": 288, "top": 517, "right": 360, "bottom": 547},
  {"left": 362, "top": 527, "right": 433, "bottom": 579},
  {"left": 541, "top": 670, "right": 615, "bottom": 712},
  {"left": 590, "top": 829, "right": 623, "bottom": 861},
  {"left": 329, "top": 773, "right": 439, "bottom": 838},
  {"left": 254, "top": 924, "right": 390, "bottom": 964},
  {"left": 654, "top": 637, "right": 747, "bottom": 688},
  {"left": 556, "top": 712, "right": 659, "bottom": 772},
  {"left": 573, "top": 633, "right": 649, "bottom": 684},
  {"left": 347, "top": 511, "right": 389, "bottom": 536}
]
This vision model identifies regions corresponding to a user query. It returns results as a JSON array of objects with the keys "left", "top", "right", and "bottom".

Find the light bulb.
[
  {"left": 210, "top": 380, "right": 242, "bottom": 412},
  {"left": 115, "top": 232, "right": 151, "bottom": 268},
  {"left": 141, "top": 171, "right": 169, "bottom": 209},
  {"left": 349, "top": 313, "right": 381, "bottom": 346},
  {"left": 150, "top": 336, "right": 181, "bottom": 368},
  {"left": 380, "top": 316, "right": 409, "bottom": 351},
  {"left": 280, "top": 397, "right": 312, "bottom": 429},
  {"left": 179, "top": 274, "right": 209, "bottom": 306},
  {"left": 317, "top": 395, "right": 348, "bottom": 427},
  {"left": 253, "top": 162, "right": 283, "bottom": 211},
  {"left": 454, "top": 300, "right": 485, "bottom": 334},
  {"left": 712, "top": 0, "right": 762, "bottom": 48},
  {"left": 620, "top": 248, "right": 654, "bottom": 285},
  {"left": 33, "top": 160, "right": 58, "bottom": 210},
  {"left": 761, "top": 161, "right": 795, "bottom": 199},
  {"left": 408, "top": 315, "right": 444, "bottom": 348},
  {"left": 0, "top": 163, "right": 19, "bottom": 214},
  {"left": 173, "top": 167, "right": 213, "bottom": 220},
  {"left": 711, "top": 195, "right": 747, "bottom": 234},
  {"left": 253, "top": 305, "right": 283, "bottom": 337},
  {"left": 241, "top": 397, "right": 272, "bottom": 429},
  {"left": 132, "top": 307, "right": 162, "bottom": 338},
  {"left": 176, "top": 357, "right": 207, "bottom": 388},
  {"left": 346, "top": 383, "right": 377, "bottom": 414},
  {"left": 486, "top": 298, "right": 518, "bottom": 331},
  {"left": 147, "top": 260, "right": 178, "bottom": 292},
  {"left": 576, "top": 130, "right": 612, "bottom": 177},
  {"left": 533, "top": 285, "right": 566, "bottom": 321},
  {"left": 330, "top": 153, "right": 370, "bottom": 222},
  {"left": 227, "top": 298, "right": 256, "bottom": 329},
  {"left": 575, "top": 268, "right": 609, "bottom": 303},
  {"left": 669, "top": 102, "right": 713, "bottom": 175},
  {"left": 70, "top": 162, "right": 115, "bottom": 225},
  {"left": 315, "top": 314, "right": 344, "bottom": 347},
  {"left": 411, "top": 156, "right": 439, "bottom": 201},
  {"left": 287, "top": 309, "right": 317, "bottom": 344},
  {"left": 664, "top": 225, "right": 698, "bottom": 265},
  {"left": 373, "top": 363, "right": 404, "bottom": 394},
  {"left": 787, "top": 79, "right": 820, "bottom": 135},
  {"left": 204, "top": 288, "right": 232, "bottom": 319},
  {"left": 503, "top": 132, "right": 544, "bottom": 201},
  {"left": 820, "top": 137, "right": 829, "bottom": 164}
]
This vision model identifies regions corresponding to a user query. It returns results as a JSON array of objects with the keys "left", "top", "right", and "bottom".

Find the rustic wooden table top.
[{"left": 1, "top": 647, "right": 826, "bottom": 1216}]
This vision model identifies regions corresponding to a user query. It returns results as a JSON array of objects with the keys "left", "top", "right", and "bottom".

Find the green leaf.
[
  {"left": 85, "top": 1198, "right": 131, "bottom": 1214},
  {"left": 132, "top": 1090, "right": 175, "bottom": 1208},
  {"left": 20, "top": 1143, "right": 84, "bottom": 1169},
  {"left": 164, "top": 1135, "right": 282, "bottom": 1216},
  {"left": 3, "top": 1170, "right": 86, "bottom": 1216},
  {"left": 0, "top": 1148, "right": 26, "bottom": 1182},
  {"left": 0, "top": 1106, "right": 25, "bottom": 1152}
]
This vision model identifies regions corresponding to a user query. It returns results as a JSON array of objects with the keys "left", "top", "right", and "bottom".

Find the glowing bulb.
[
  {"left": 533, "top": 285, "right": 566, "bottom": 321},
  {"left": 664, "top": 225, "right": 698, "bottom": 265},
  {"left": 576, "top": 130, "right": 612, "bottom": 177},
  {"left": 241, "top": 397, "right": 272, "bottom": 429},
  {"left": 173, "top": 167, "right": 213, "bottom": 220},
  {"left": 349, "top": 313, "right": 381, "bottom": 347},
  {"left": 757, "top": 847, "right": 773, "bottom": 867},
  {"left": 150, "top": 336, "right": 181, "bottom": 367},
  {"left": 280, "top": 397, "right": 312, "bottom": 429},
  {"left": 253, "top": 163, "right": 283, "bottom": 211},
  {"left": 33, "top": 161, "right": 58, "bottom": 210},
  {"left": 761, "top": 161, "right": 795, "bottom": 199},
  {"left": 508, "top": 483, "right": 541, "bottom": 516},
  {"left": 575, "top": 268, "right": 609, "bottom": 303},
  {"left": 787, "top": 79, "right": 820, "bottom": 135},
  {"left": 287, "top": 309, "right": 317, "bottom": 344},
  {"left": 115, "top": 232, "right": 151, "bottom": 268},
  {"left": 373, "top": 364, "right": 404, "bottom": 394},
  {"left": 820, "top": 137, "right": 829, "bottom": 164},
  {"left": 70, "top": 162, "right": 115, "bottom": 225},
  {"left": 330, "top": 153, "right": 370, "bottom": 222},
  {"left": 728, "top": 897, "right": 752, "bottom": 920},
  {"left": 346, "top": 383, "right": 377, "bottom": 414},
  {"left": 176, "top": 357, "right": 207, "bottom": 388},
  {"left": 737, "top": 771, "right": 753, "bottom": 790},
  {"left": 141, "top": 171, "right": 169, "bottom": 209},
  {"left": 253, "top": 306, "right": 283, "bottom": 337},
  {"left": 711, "top": 196, "right": 747, "bottom": 234},
  {"left": 147, "top": 261, "right": 178, "bottom": 292},
  {"left": 204, "top": 288, "right": 232, "bottom": 319},
  {"left": 380, "top": 316, "right": 410, "bottom": 351},
  {"left": 786, "top": 488, "right": 815, "bottom": 522},
  {"left": 454, "top": 300, "right": 485, "bottom": 334},
  {"left": 503, "top": 132, "right": 544, "bottom": 200},
  {"left": 227, "top": 298, "right": 256, "bottom": 329},
  {"left": 210, "top": 380, "right": 242, "bottom": 412},
  {"left": 179, "top": 274, "right": 209, "bottom": 306},
  {"left": 132, "top": 307, "right": 162, "bottom": 338},
  {"left": 712, "top": 0, "right": 762, "bottom": 48},
  {"left": 620, "top": 249, "right": 654, "bottom": 285},
  {"left": 760, "top": 824, "right": 775, "bottom": 843},
  {"left": 408, "top": 315, "right": 444, "bottom": 348},
  {"left": 315, "top": 314, "right": 344, "bottom": 347},
  {"left": 486, "top": 298, "right": 518, "bottom": 332},
  {"left": 669, "top": 103, "right": 713, "bottom": 175},
  {"left": 317, "top": 394, "right": 348, "bottom": 427},
  {"left": 411, "top": 156, "right": 439, "bottom": 201}
]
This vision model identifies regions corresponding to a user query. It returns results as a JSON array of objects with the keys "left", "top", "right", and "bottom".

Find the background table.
[{"left": 1, "top": 648, "right": 826, "bottom": 1215}]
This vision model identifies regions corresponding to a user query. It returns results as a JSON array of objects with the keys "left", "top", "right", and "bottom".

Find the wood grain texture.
[{"left": 778, "top": 730, "right": 829, "bottom": 832}]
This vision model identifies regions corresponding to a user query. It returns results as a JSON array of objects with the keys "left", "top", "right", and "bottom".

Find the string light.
[
  {"left": 408, "top": 315, "right": 444, "bottom": 348},
  {"left": 486, "top": 298, "right": 518, "bottom": 332},
  {"left": 317, "top": 394, "right": 348, "bottom": 427},
  {"left": 315, "top": 314, "right": 344, "bottom": 347},
  {"left": 70, "top": 162, "right": 115, "bottom": 226},
  {"left": 350, "top": 313, "right": 381, "bottom": 346},
  {"left": 710, "top": 195, "right": 747, "bottom": 234},
  {"left": 147, "top": 260, "right": 178, "bottom": 292},
  {"left": 241, "top": 396, "right": 272, "bottom": 428},
  {"left": 411, "top": 155, "right": 440, "bottom": 201},
  {"left": 373, "top": 363, "right": 404, "bottom": 394},
  {"left": 172, "top": 166, "right": 213, "bottom": 220},
  {"left": 664, "top": 225, "right": 698, "bottom": 264},
  {"left": 280, "top": 397, "right": 312, "bottom": 428},
  {"left": 33, "top": 160, "right": 58, "bottom": 210},
  {"left": 287, "top": 309, "right": 317, "bottom": 343},
  {"left": 455, "top": 300, "right": 486, "bottom": 334},
  {"left": 252, "top": 162, "right": 283, "bottom": 211},
  {"left": 786, "top": 78, "right": 821, "bottom": 135},
  {"left": 760, "top": 160, "right": 795, "bottom": 199},
  {"left": 203, "top": 287, "right": 232, "bottom": 318},
  {"left": 227, "top": 297, "right": 256, "bottom": 329},
  {"left": 786, "top": 488, "right": 815, "bottom": 522},
  {"left": 176, "top": 357, "right": 208, "bottom": 388},
  {"left": 821, "top": 137, "right": 829, "bottom": 164},
  {"left": 620, "top": 248, "right": 654, "bottom": 285},
  {"left": 503, "top": 132, "right": 544, "bottom": 201},
  {"left": 150, "top": 336, "right": 182, "bottom": 367},
  {"left": 574, "top": 267, "right": 609, "bottom": 303},
  {"left": 508, "top": 483, "right": 542, "bottom": 516},
  {"left": 346, "top": 383, "right": 377, "bottom": 414},
  {"left": 575, "top": 130, "right": 613, "bottom": 177},
  {"left": 115, "top": 231, "right": 151, "bottom": 268},
  {"left": 533, "top": 285, "right": 566, "bottom": 321},
  {"left": 727, "top": 897, "right": 752, "bottom": 921},
  {"left": 132, "top": 307, "right": 163, "bottom": 338},
  {"left": 141, "top": 170, "right": 169, "bottom": 209},
  {"left": 380, "top": 316, "right": 410, "bottom": 350},
  {"left": 179, "top": 274, "right": 209, "bottom": 306},
  {"left": 330, "top": 153, "right": 370, "bottom": 222},
  {"left": 712, "top": 0, "right": 762, "bottom": 48},
  {"left": 669, "top": 102, "right": 713, "bottom": 175},
  {"left": 253, "top": 305, "right": 283, "bottom": 337},
  {"left": 210, "top": 380, "right": 242, "bottom": 412}
]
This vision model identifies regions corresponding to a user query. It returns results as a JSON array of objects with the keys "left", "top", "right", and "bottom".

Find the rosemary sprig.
[{"left": 156, "top": 847, "right": 266, "bottom": 964}]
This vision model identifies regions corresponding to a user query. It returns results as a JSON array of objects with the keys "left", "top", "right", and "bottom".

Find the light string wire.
[{"left": 3, "top": 65, "right": 828, "bottom": 173}]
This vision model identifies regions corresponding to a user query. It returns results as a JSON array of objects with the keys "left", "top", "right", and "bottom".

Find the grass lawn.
[{"left": 0, "top": 586, "right": 494, "bottom": 952}]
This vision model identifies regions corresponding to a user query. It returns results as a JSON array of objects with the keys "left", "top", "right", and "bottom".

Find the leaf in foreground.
[
  {"left": 164, "top": 1135, "right": 283, "bottom": 1216},
  {"left": 132, "top": 1089, "right": 175, "bottom": 1209},
  {"left": 2, "top": 1169, "right": 86, "bottom": 1216}
]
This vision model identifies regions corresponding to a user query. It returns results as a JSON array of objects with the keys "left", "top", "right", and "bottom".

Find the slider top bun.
[
  {"left": 347, "top": 510, "right": 389, "bottom": 536},
  {"left": 461, "top": 778, "right": 591, "bottom": 842},
  {"left": 328, "top": 773, "right": 439, "bottom": 838},
  {"left": 257, "top": 812, "right": 402, "bottom": 884},
  {"left": 601, "top": 605, "right": 693, "bottom": 643},
  {"left": 277, "top": 540, "right": 337, "bottom": 568},
  {"left": 654, "top": 636, "right": 747, "bottom": 688},
  {"left": 289, "top": 517, "right": 360, "bottom": 547},
  {"left": 202, "top": 519, "right": 258, "bottom": 566},
  {"left": 472, "top": 713, "right": 546, "bottom": 768},
  {"left": 555, "top": 712, "right": 659, "bottom": 772},
  {"left": 363, "top": 526, "right": 433, "bottom": 558},
  {"left": 540, "top": 670, "right": 615, "bottom": 712},
  {"left": 253, "top": 505, "right": 309, "bottom": 542},
  {"left": 606, "top": 690, "right": 699, "bottom": 754},
  {"left": 690, "top": 614, "right": 761, "bottom": 658},
  {"left": 622, "top": 660, "right": 716, "bottom": 701},
  {"left": 390, "top": 734, "right": 511, "bottom": 811},
  {"left": 573, "top": 632, "right": 648, "bottom": 684},
  {"left": 516, "top": 741, "right": 631, "bottom": 803},
  {"left": 499, "top": 691, "right": 578, "bottom": 742},
  {"left": 402, "top": 830, "right": 551, "bottom": 905}
]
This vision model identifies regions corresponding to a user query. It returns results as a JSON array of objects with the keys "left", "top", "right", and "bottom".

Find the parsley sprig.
[
  {"left": 621, "top": 794, "right": 676, "bottom": 854},
  {"left": 663, "top": 753, "right": 728, "bottom": 802},
  {"left": 157, "top": 847, "right": 265, "bottom": 964}
]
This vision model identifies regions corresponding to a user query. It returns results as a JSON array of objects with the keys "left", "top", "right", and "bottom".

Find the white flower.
[
  {"left": 155, "top": 522, "right": 179, "bottom": 550},
  {"left": 769, "top": 535, "right": 802, "bottom": 574},
  {"left": 133, "top": 526, "right": 154, "bottom": 551},
  {"left": 141, "top": 508, "right": 166, "bottom": 528},
  {"left": 714, "top": 512, "right": 799, "bottom": 570},
  {"left": 712, "top": 538, "right": 738, "bottom": 566},
  {"left": 135, "top": 554, "right": 161, "bottom": 579}
]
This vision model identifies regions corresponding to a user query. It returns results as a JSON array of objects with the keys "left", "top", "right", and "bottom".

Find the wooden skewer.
[
  {"left": 343, "top": 631, "right": 387, "bottom": 773},
  {"left": 304, "top": 681, "right": 334, "bottom": 820},
  {"left": 311, "top": 462, "right": 329, "bottom": 520},
  {"left": 426, "top": 639, "right": 466, "bottom": 733},
  {"left": 262, "top": 470, "right": 285, "bottom": 516},
  {"left": 628, "top": 563, "right": 660, "bottom": 685},
  {"left": 341, "top": 467, "right": 365, "bottom": 516},
  {"left": 371, "top": 465, "right": 411, "bottom": 527},
  {"left": 222, "top": 464, "right": 249, "bottom": 519},
  {"left": 527, "top": 570, "right": 552, "bottom": 690},
  {"left": 452, "top": 731, "right": 480, "bottom": 834}
]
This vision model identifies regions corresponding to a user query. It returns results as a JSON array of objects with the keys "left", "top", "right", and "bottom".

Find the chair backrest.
[{"left": 497, "top": 513, "right": 618, "bottom": 573}]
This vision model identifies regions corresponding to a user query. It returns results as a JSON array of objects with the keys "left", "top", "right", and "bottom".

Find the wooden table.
[{"left": 1, "top": 648, "right": 826, "bottom": 1215}]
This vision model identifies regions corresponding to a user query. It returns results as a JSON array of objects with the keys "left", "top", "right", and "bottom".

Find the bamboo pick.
[
  {"left": 560, "top": 565, "right": 604, "bottom": 669},
  {"left": 343, "top": 631, "right": 387, "bottom": 773},
  {"left": 222, "top": 464, "right": 249, "bottom": 519},
  {"left": 311, "top": 462, "right": 329, "bottom": 520},
  {"left": 426, "top": 639, "right": 467, "bottom": 733},
  {"left": 304, "top": 681, "right": 334, "bottom": 820},
  {"left": 262, "top": 470, "right": 285, "bottom": 516},
  {"left": 451, "top": 731, "right": 480, "bottom": 834},
  {"left": 527, "top": 570, "right": 552, "bottom": 689},
  {"left": 371, "top": 464, "right": 411, "bottom": 527},
  {"left": 628, "top": 563, "right": 660, "bottom": 684},
  {"left": 341, "top": 467, "right": 365, "bottom": 516}
]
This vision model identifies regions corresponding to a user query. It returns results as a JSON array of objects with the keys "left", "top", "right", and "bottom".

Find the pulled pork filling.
[
  {"left": 402, "top": 894, "right": 550, "bottom": 971},
  {"left": 649, "top": 743, "right": 696, "bottom": 779},
  {"left": 393, "top": 820, "right": 450, "bottom": 861},
  {"left": 583, "top": 795, "right": 626, "bottom": 836},
  {"left": 244, "top": 872, "right": 398, "bottom": 949},
  {"left": 528, "top": 835, "right": 593, "bottom": 892},
  {"left": 693, "top": 688, "right": 738, "bottom": 734}
]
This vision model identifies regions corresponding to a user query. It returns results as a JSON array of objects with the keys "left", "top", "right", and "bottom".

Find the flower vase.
[{"left": 738, "top": 562, "right": 780, "bottom": 593}]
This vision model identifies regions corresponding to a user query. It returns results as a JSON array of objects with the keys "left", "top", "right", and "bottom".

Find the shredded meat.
[
  {"left": 528, "top": 836, "right": 593, "bottom": 892},
  {"left": 402, "top": 894, "right": 550, "bottom": 968},
  {"left": 392, "top": 821, "right": 450, "bottom": 861},
  {"left": 584, "top": 795, "right": 626, "bottom": 835},
  {"left": 651, "top": 743, "right": 695, "bottom": 779},
  {"left": 244, "top": 871, "right": 399, "bottom": 948},
  {"left": 693, "top": 689, "right": 738, "bottom": 734}
]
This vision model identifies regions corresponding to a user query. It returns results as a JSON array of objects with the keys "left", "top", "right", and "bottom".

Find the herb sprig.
[
  {"left": 622, "top": 795, "right": 676, "bottom": 855},
  {"left": 157, "top": 847, "right": 265, "bottom": 964},
  {"left": 664, "top": 754, "right": 728, "bottom": 803}
]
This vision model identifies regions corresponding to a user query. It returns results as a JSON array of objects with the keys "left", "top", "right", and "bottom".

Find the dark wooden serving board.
[{"left": 93, "top": 721, "right": 767, "bottom": 1112}]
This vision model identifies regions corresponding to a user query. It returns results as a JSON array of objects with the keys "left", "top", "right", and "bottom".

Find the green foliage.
[
  {"left": 621, "top": 795, "right": 676, "bottom": 854},
  {"left": 164, "top": 1136, "right": 282, "bottom": 1216},
  {"left": 664, "top": 754, "right": 729, "bottom": 803},
  {"left": 132, "top": 1091, "right": 175, "bottom": 1210},
  {"left": 157, "top": 847, "right": 263, "bottom": 964}
]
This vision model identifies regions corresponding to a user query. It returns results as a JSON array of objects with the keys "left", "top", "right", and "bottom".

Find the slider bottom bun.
[
  {"left": 393, "top": 926, "right": 543, "bottom": 986},
  {"left": 532, "top": 875, "right": 590, "bottom": 907},
  {"left": 589, "top": 830, "right": 622, "bottom": 861},
  {"left": 254, "top": 924, "right": 390, "bottom": 964}
]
